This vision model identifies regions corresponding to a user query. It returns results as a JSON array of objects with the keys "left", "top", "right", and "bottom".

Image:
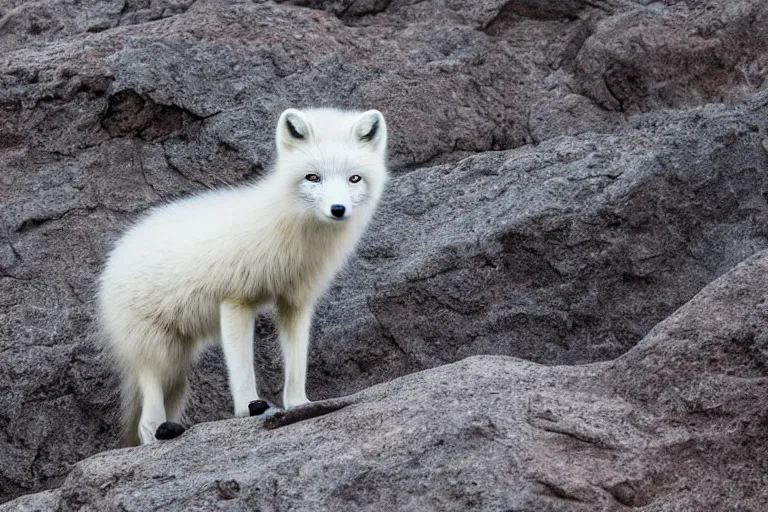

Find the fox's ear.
[
  {"left": 352, "top": 110, "right": 386, "bottom": 150},
  {"left": 276, "top": 108, "right": 311, "bottom": 151}
]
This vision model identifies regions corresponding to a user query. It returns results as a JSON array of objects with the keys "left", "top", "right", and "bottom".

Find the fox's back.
[{"left": 99, "top": 188, "right": 257, "bottom": 334}]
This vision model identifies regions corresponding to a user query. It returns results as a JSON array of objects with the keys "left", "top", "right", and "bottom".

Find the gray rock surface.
[
  {"left": 4, "top": 248, "right": 768, "bottom": 511},
  {"left": 1, "top": 0, "right": 768, "bottom": 504}
]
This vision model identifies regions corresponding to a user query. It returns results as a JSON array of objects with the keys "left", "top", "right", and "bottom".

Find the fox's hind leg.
[
  {"left": 137, "top": 371, "right": 167, "bottom": 444},
  {"left": 220, "top": 300, "right": 260, "bottom": 417},
  {"left": 128, "top": 328, "right": 192, "bottom": 443},
  {"left": 164, "top": 368, "right": 189, "bottom": 424}
]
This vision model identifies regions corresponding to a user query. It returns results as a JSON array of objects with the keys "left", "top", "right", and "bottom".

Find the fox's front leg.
[
  {"left": 220, "top": 300, "right": 260, "bottom": 417},
  {"left": 276, "top": 297, "right": 314, "bottom": 408}
]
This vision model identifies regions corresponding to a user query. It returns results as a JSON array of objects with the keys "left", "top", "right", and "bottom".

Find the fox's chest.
[{"left": 230, "top": 236, "right": 343, "bottom": 302}]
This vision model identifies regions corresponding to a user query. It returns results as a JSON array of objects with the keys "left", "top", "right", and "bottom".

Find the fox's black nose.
[{"left": 330, "top": 204, "right": 346, "bottom": 218}]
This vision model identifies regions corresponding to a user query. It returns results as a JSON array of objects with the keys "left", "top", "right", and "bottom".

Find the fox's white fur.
[{"left": 98, "top": 108, "right": 388, "bottom": 445}]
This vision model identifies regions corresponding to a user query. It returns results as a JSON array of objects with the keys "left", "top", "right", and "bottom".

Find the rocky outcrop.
[
  {"left": 5, "top": 248, "right": 768, "bottom": 511},
  {"left": 1, "top": 0, "right": 768, "bottom": 503}
]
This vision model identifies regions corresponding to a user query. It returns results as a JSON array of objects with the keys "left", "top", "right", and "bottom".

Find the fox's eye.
[
  {"left": 305, "top": 173, "right": 320, "bottom": 182},
  {"left": 349, "top": 175, "right": 362, "bottom": 183}
]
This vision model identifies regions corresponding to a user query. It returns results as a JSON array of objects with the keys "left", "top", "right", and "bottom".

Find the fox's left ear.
[
  {"left": 276, "top": 108, "right": 312, "bottom": 152},
  {"left": 352, "top": 110, "right": 387, "bottom": 150}
]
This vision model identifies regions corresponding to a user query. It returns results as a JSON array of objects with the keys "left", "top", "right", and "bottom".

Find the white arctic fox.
[{"left": 98, "top": 108, "right": 388, "bottom": 445}]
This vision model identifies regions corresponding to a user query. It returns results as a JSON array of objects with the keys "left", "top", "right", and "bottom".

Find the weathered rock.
[
  {"left": 314, "top": 91, "right": 768, "bottom": 399},
  {"left": 2, "top": 0, "right": 768, "bottom": 503},
  {"left": 4, "top": 249, "right": 768, "bottom": 511}
]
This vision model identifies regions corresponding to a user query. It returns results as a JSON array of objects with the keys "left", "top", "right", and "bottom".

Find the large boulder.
[
  {"left": 4, "top": 248, "right": 768, "bottom": 511},
  {"left": 1, "top": 0, "right": 767, "bottom": 502}
]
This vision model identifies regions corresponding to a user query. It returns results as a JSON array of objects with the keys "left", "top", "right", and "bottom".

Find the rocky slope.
[
  {"left": 5, "top": 246, "right": 768, "bottom": 511},
  {"left": 1, "top": 0, "right": 767, "bottom": 504}
]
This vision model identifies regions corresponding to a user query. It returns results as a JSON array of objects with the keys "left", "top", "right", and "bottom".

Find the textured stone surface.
[
  {"left": 2, "top": 0, "right": 768, "bottom": 503},
  {"left": 4, "top": 249, "right": 768, "bottom": 511}
]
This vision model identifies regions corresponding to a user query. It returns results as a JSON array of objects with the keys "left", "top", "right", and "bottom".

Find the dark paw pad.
[
  {"left": 248, "top": 400, "right": 270, "bottom": 416},
  {"left": 155, "top": 421, "right": 186, "bottom": 440}
]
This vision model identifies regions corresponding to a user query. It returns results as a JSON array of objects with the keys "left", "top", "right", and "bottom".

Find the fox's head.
[{"left": 273, "top": 107, "right": 388, "bottom": 225}]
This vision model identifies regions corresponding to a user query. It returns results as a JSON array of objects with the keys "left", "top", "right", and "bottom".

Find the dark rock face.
[
  {"left": 4, "top": 249, "right": 768, "bottom": 511},
  {"left": 1, "top": 0, "right": 768, "bottom": 504}
]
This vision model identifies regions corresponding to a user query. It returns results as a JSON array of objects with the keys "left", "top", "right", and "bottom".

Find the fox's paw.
[
  {"left": 248, "top": 400, "right": 270, "bottom": 416},
  {"left": 155, "top": 421, "right": 186, "bottom": 440},
  {"left": 249, "top": 399, "right": 281, "bottom": 419}
]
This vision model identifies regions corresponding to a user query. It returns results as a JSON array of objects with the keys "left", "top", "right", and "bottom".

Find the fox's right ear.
[
  {"left": 276, "top": 109, "right": 311, "bottom": 151},
  {"left": 352, "top": 110, "right": 387, "bottom": 151}
]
